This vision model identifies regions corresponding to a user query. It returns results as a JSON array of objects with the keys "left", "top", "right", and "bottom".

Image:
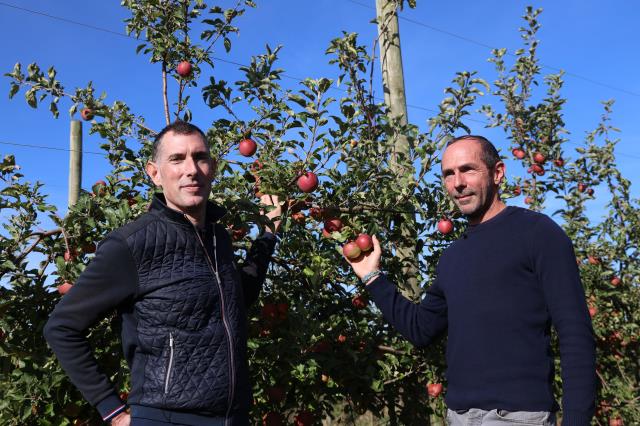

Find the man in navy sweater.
[{"left": 347, "top": 135, "right": 595, "bottom": 425}]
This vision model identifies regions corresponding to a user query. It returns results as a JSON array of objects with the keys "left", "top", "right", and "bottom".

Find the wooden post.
[
  {"left": 376, "top": 0, "right": 409, "bottom": 128},
  {"left": 68, "top": 120, "right": 82, "bottom": 208},
  {"left": 376, "top": 0, "right": 420, "bottom": 299}
]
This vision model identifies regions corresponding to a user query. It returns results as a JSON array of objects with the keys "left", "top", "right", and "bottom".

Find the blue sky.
[{"left": 1, "top": 0, "right": 639, "bottom": 218}]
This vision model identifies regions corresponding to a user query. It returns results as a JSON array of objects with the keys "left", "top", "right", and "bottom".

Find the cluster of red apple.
[
  {"left": 237, "top": 135, "right": 320, "bottom": 195},
  {"left": 577, "top": 182, "right": 594, "bottom": 196},
  {"left": 342, "top": 234, "right": 373, "bottom": 260},
  {"left": 512, "top": 147, "right": 566, "bottom": 177}
]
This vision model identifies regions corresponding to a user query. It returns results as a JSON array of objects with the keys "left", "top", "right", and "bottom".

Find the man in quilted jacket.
[{"left": 44, "top": 121, "right": 281, "bottom": 426}]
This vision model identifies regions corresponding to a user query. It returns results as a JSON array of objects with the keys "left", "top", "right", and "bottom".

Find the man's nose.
[
  {"left": 453, "top": 172, "right": 466, "bottom": 190},
  {"left": 184, "top": 156, "right": 198, "bottom": 175}
]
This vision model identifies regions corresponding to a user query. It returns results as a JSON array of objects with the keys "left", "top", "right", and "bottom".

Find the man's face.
[
  {"left": 441, "top": 139, "right": 504, "bottom": 222},
  {"left": 146, "top": 131, "right": 214, "bottom": 216}
]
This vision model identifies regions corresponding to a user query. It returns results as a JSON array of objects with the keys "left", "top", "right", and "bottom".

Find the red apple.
[
  {"left": 309, "top": 207, "right": 323, "bottom": 221},
  {"left": 355, "top": 234, "right": 373, "bottom": 252},
  {"left": 176, "top": 61, "right": 192, "bottom": 77},
  {"left": 119, "top": 391, "right": 128, "bottom": 401},
  {"left": 322, "top": 228, "right": 333, "bottom": 239},
  {"left": 529, "top": 164, "right": 545, "bottom": 176},
  {"left": 294, "top": 411, "right": 314, "bottom": 426},
  {"left": 427, "top": 383, "right": 443, "bottom": 397},
  {"left": 63, "top": 250, "right": 76, "bottom": 262},
  {"left": 577, "top": 183, "right": 587, "bottom": 193},
  {"left": 262, "top": 411, "right": 284, "bottom": 426},
  {"left": 297, "top": 172, "right": 318, "bottom": 193},
  {"left": 586, "top": 188, "right": 594, "bottom": 196},
  {"left": 587, "top": 255, "right": 600, "bottom": 265},
  {"left": 610, "top": 276, "right": 621, "bottom": 287},
  {"left": 239, "top": 138, "right": 257, "bottom": 157},
  {"left": 342, "top": 241, "right": 361, "bottom": 260},
  {"left": 609, "top": 417, "right": 624, "bottom": 426},
  {"left": 524, "top": 196, "right": 533, "bottom": 205},
  {"left": 588, "top": 306, "right": 597, "bottom": 318},
  {"left": 93, "top": 180, "right": 107, "bottom": 196},
  {"left": 337, "top": 334, "right": 347, "bottom": 344},
  {"left": 512, "top": 185, "right": 521, "bottom": 196},
  {"left": 291, "top": 212, "right": 306, "bottom": 224},
  {"left": 512, "top": 148, "right": 526, "bottom": 159},
  {"left": 80, "top": 108, "right": 94, "bottom": 121},
  {"left": 533, "top": 152, "right": 546, "bottom": 164},
  {"left": 323, "top": 218, "right": 343, "bottom": 233},
  {"left": 437, "top": 218, "right": 453, "bottom": 235},
  {"left": 554, "top": 157, "right": 565, "bottom": 167},
  {"left": 232, "top": 226, "right": 248, "bottom": 241},
  {"left": 351, "top": 294, "right": 368, "bottom": 309},
  {"left": 250, "top": 160, "right": 263, "bottom": 172},
  {"left": 57, "top": 282, "right": 73, "bottom": 295}
]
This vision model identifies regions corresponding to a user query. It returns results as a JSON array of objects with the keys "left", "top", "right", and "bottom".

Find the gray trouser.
[{"left": 446, "top": 408, "right": 556, "bottom": 426}]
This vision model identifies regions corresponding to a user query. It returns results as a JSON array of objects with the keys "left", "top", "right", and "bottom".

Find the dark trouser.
[
  {"left": 130, "top": 405, "right": 226, "bottom": 426},
  {"left": 446, "top": 408, "right": 556, "bottom": 426}
]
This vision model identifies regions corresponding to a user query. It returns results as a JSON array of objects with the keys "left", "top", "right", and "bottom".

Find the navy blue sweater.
[{"left": 367, "top": 206, "right": 595, "bottom": 425}]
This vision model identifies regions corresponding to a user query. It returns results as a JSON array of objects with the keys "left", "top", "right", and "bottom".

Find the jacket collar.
[{"left": 149, "top": 193, "right": 226, "bottom": 226}]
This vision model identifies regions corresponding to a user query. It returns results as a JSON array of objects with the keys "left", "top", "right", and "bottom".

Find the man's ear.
[
  {"left": 493, "top": 160, "right": 506, "bottom": 185},
  {"left": 146, "top": 161, "right": 162, "bottom": 187}
]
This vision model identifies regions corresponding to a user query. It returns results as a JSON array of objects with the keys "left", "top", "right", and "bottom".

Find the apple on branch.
[
  {"left": 239, "top": 138, "right": 257, "bottom": 157},
  {"left": 80, "top": 108, "right": 94, "bottom": 121},
  {"left": 176, "top": 61, "right": 192, "bottom": 77},
  {"left": 427, "top": 383, "right": 443, "bottom": 397},
  {"left": 437, "top": 218, "right": 453, "bottom": 235},
  {"left": 297, "top": 172, "right": 318, "bottom": 193}
]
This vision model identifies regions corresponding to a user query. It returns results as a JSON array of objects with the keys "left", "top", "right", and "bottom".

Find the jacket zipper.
[
  {"left": 164, "top": 332, "right": 174, "bottom": 394},
  {"left": 192, "top": 222, "right": 235, "bottom": 423}
]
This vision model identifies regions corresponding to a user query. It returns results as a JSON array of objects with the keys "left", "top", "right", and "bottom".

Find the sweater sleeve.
[
  {"left": 238, "top": 232, "right": 277, "bottom": 308},
  {"left": 366, "top": 274, "right": 448, "bottom": 348},
  {"left": 531, "top": 216, "right": 596, "bottom": 425},
  {"left": 43, "top": 235, "right": 137, "bottom": 421}
]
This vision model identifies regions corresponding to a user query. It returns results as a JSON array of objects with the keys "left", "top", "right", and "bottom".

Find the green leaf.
[{"left": 8, "top": 82, "right": 19, "bottom": 99}]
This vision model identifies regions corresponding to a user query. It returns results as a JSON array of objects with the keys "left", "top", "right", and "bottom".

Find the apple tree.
[{"left": 1, "top": 2, "right": 638, "bottom": 426}]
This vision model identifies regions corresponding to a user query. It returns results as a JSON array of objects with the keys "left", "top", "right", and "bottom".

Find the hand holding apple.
[{"left": 344, "top": 235, "right": 381, "bottom": 284}]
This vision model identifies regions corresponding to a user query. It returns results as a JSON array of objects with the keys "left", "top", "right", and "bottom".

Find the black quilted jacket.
[{"left": 44, "top": 194, "right": 276, "bottom": 424}]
